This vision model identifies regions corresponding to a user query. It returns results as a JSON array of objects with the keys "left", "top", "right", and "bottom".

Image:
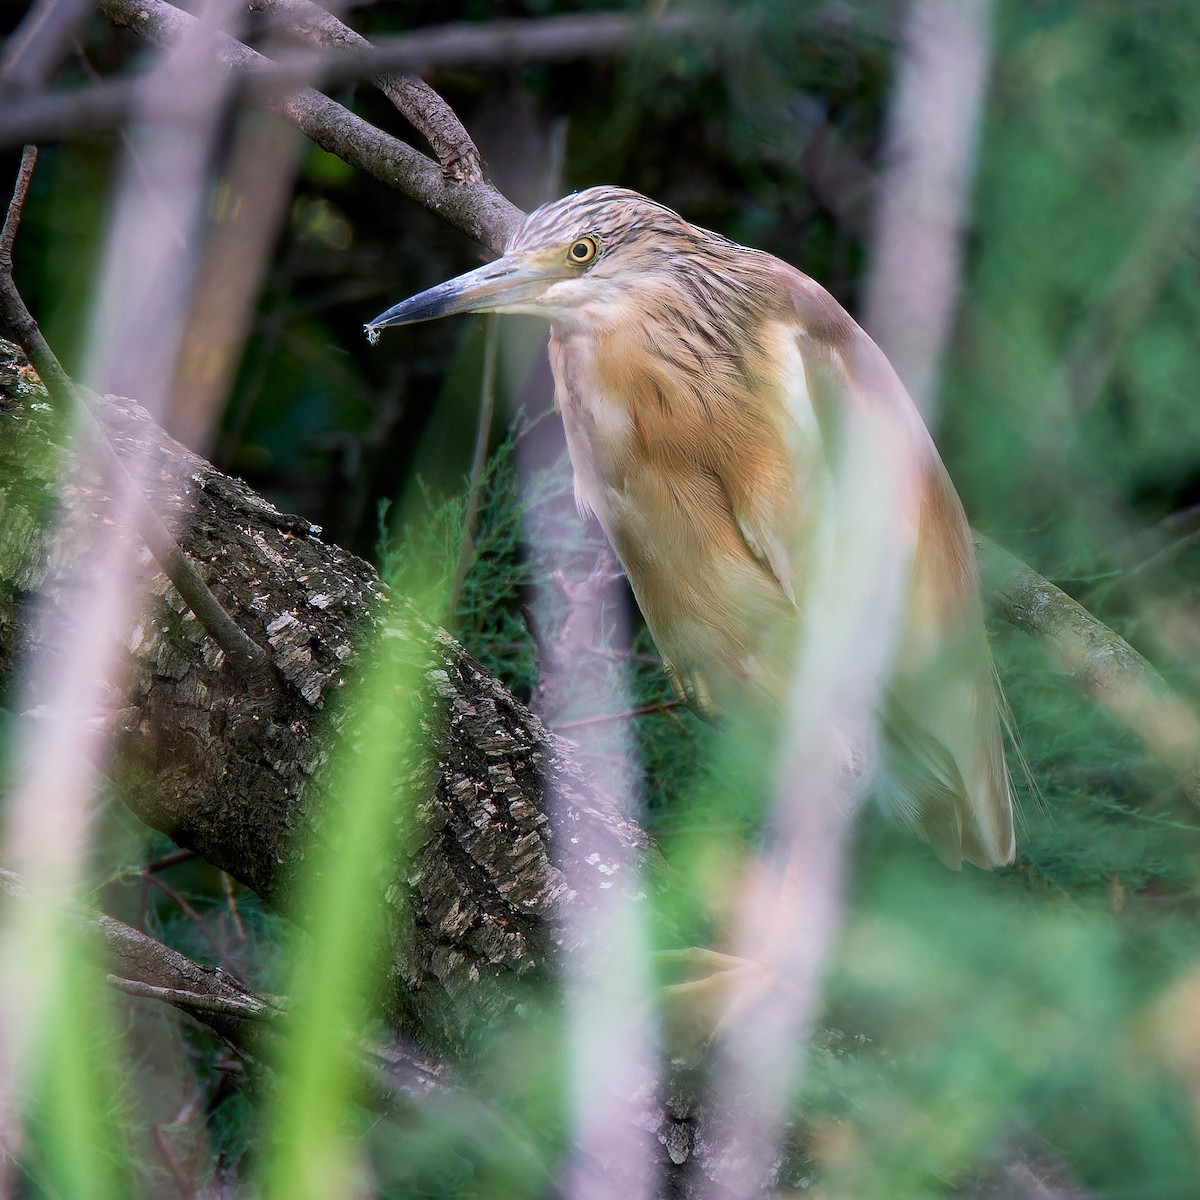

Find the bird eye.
[{"left": 567, "top": 236, "right": 599, "bottom": 265}]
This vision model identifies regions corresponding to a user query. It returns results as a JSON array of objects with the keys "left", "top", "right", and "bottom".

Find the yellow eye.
[{"left": 567, "top": 236, "right": 599, "bottom": 265}]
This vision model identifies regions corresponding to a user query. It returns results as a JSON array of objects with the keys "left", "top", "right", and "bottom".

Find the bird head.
[{"left": 366, "top": 186, "right": 707, "bottom": 339}]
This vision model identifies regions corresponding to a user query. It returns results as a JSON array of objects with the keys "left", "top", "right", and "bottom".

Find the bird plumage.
[{"left": 367, "top": 186, "right": 1016, "bottom": 869}]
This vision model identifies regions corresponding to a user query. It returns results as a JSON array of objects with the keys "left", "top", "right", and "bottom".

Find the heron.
[{"left": 367, "top": 186, "right": 1015, "bottom": 870}]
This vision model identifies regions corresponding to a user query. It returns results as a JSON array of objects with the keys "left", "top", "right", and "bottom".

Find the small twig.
[
  {"left": 0, "top": 149, "right": 274, "bottom": 679},
  {"left": 449, "top": 313, "right": 499, "bottom": 615},
  {"left": 1114, "top": 527, "right": 1200, "bottom": 591},
  {"left": 0, "top": 144, "right": 36, "bottom": 270},
  {"left": 0, "top": 78, "right": 134, "bottom": 144},
  {"left": 556, "top": 698, "right": 685, "bottom": 732},
  {"left": 0, "top": 876, "right": 465, "bottom": 1123},
  {"left": 69, "top": 35, "right": 188, "bottom": 251},
  {"left": 1105, "top": 504, "right": 1200, "bottom": 591},
  {"left": 141, "top": 871, "right": 248, "bottom": 987},
  {"left": 144, "top": 847, "right": 198, "bottom": 874},
  {"left": 141, "top": 870, "right": 210, "bottom": 930},
  {"left": 220, "top": 871, "right": 245, "bottom": 941},
  {"left": 149, "top": 1123, "right": 196, "bottom": 1200},
  {"left": 136, "top": 497, "right": 274, "bottom": 675},
  {"left": 0, "top": 867, "right": 273, "bottom": 1053},
  {"left": 1156, "top": 504, "right": 1200, "bottom": 541},
  {"left": 0, "top": 0, "right": 92, "bottom": 90},
  {"left": 0, "top": 10, "right": 709, "bottom": 151},
  {"left": 106, "top": 974, "right": 282, "bottom": 1021},
  {"left": 1062, "top": 131, "right": 1200, "bottom": 418},
  {"left": 282, "top": 9, "right": 704, "bottom": 77}
]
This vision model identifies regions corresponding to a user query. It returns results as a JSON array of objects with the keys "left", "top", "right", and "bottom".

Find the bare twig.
[
  {"left": 141, "top": 871, "right": 249, "bottom": 984},
  {"left": 220, "top": 871, "right": 246, "bottom": 940},
  {"left": 319, "top": 9, "right": 703, "bottom": 75},
  {"left": 149, "top": 1122, "right": 196, "bottom": 1200},
  {"left": 1061, "top": 131, "right": 1200, "bottom": 416},
  {"left": 0, "top": 78, "right": 135, "bottom": 144},
  {"left": 210, "top": 8, "right": 706, "bottom": 86},
  {"left": 556, "top": 699, "right": 685, "bottom": 732},
  {"left": 0, "top": 149, "right": 273, "bottom": 677},
  {"left": 250, "top": 0, "right": 485, "bottom": 183},
  {"left": 145, "top": 847, "right": 199, "bottom": 873},
  {"left": 70, "top": 36, "right": 189, "bottom": 251},
  {"left": 107, "top": 975, "right": 281, "bottom": 1021},
  {"left": 0, "top": 867, "right": 275, "bottom": 1054},
  {"left": 0, "top": 144, "right": 36, "bottom": 271}
]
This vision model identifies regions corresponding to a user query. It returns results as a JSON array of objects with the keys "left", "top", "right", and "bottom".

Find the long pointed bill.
[{"left": 364, "top": 254, "right": 568, "bottom": 344}]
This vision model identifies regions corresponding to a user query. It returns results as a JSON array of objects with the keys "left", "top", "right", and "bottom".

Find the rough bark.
[{"left": 0, "top": 338, "right": 648, "bottom": 1059}]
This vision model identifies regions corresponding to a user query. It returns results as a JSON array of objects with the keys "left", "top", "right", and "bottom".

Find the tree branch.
[
  {"left": 300, "top": 8, "right": 704, "bottom": 75},
  {"left": 0, "top": 866, "right": 454, "bottom": 1110},
  {"left": 97, "top": 0, "right": 523, "bottom": 254},
  {"left": 980, "top": 533, "right": 1200, "bottom": 801},
  {"left": 0, "top": 865, "right": 276, "bottom": 1056},
  {"left": 249, "top": 0, "right": 485, "bottom": 184},
  {"left": 105, "top": 975, "right": 281, "bottom": 1020}
]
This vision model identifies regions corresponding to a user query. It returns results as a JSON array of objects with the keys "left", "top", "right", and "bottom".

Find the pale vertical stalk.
[
  {"left": 502, "top": 140, "right": 661, "bottom": 1195},
  {"left": 516, "top": 377, "right": 660, "bottom": 1200},
  {"left": 84, "top": 0, "right": 247, "bottom": 409},
  {"left": 0, "top": 0, "right": 243, "bottom": 1177},
  {"left": 0, "top": 0, "right": 93, "bottom": 88},
  {"left": 861, "top": 0, "right": 995, "bottom": 420},
  {"left": 560, "top": 654, "right": 660, "bottom": 1200},
  {"left": 701, "top": 5, "right": 998, "bottom": 1185},
  {"left": 167, "top": 109, "right": 304, "bottom": 451},
  {"left": 702, "top": 403, "right": 919, "bottom": 1199}
]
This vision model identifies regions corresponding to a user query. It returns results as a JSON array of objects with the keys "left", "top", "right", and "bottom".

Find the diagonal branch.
[
  {"left": 980, "top": 534, "right": 1200, "bottom": 801},
  {"left": 0, "top": 866, "right": 277, "bottom": 1054},
  {"left": 249, "top": 0, "right": 485, "bottom": 184},
  {"left": 0, "top": 867, "right": 454, "bottom": 1109},
  {"left": 98, "top": 0, "right": 523, "bottom": 254}
]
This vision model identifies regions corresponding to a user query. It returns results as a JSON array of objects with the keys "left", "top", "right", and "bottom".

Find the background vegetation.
[{"left": 2, "top": 0, "right": 1200, "bottom": 1196}]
